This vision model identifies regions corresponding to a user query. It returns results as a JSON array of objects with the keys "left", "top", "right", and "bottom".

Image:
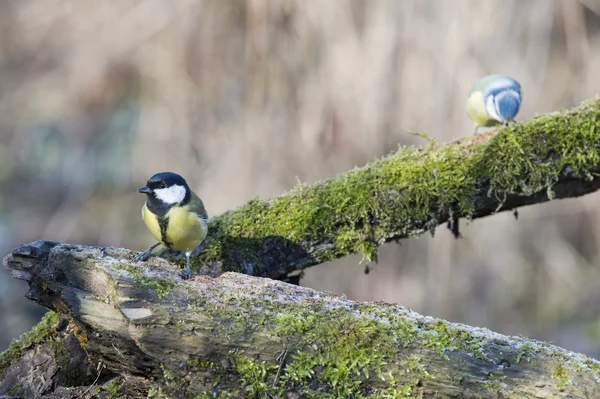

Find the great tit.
[
  {"left": 135, "top": 172, "right": 208, "bottom": 279},
  {"left": 467, "top": 74, "right": 522, "bottom": 133}
]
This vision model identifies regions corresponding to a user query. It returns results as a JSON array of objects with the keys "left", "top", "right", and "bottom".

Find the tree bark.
[
  {"left": 2, "top": 240, "right": 600, "bottom": 398},
  {"left": 2, "top": 99, "right": 600, "bottom": 398}
]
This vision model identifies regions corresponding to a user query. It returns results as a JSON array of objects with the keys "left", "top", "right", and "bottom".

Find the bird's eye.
[{"left": 159, "top": 183, "right": 166, "bottom": 189}]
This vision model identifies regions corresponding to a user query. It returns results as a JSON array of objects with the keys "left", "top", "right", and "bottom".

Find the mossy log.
[
  {"left": 2, "top": 241, "right": 600, "bottom": 398},
  {"left": 190, "top": 98, "right": 600, "bottom": 279},
  {"left": 2, "top": 98, "right": 600, "bottom": 398}
]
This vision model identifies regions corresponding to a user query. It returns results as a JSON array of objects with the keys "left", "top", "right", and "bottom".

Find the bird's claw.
[
  {"left": 180, "top": 268, "right": 191, "bottom": 280},
  {"left": 135, "top": 249, "right": 152, "bottom": 262}
]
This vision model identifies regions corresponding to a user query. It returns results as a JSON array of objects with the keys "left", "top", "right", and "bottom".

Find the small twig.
[
  {"left": 273, "top": 349, "right": 288, "bottom": 386},
  {"left": 112, "top": 339, "right": 125, "bottom": 358},
  {"left": 77, "top": 361, "right": 104, "bottom": 398}
]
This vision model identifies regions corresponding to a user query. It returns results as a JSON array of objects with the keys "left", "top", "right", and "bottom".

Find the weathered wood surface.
[{"left": 2, "top": 240, "right": 600, "bottom": 398}]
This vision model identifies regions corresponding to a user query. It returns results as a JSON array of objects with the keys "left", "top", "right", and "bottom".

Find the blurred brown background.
[{"left": 1, "top": 0, "right": 600, "bottom": 358}]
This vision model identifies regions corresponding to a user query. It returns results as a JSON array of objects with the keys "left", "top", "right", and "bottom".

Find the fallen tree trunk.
[{"left": 2, "top": 240, "right": 600, "bottom": 398}]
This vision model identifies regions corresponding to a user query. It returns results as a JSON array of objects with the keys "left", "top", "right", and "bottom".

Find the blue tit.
[
  {"left": 466, "top": 74, "right": 522, "bottom": 133},
  {"left": 135, "top": 172, "right": 208, "bottom": 279}
]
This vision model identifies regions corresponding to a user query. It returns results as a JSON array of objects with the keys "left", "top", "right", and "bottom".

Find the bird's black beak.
[{"left": 138, "top": 186, "right": 151, "bottom": 194}]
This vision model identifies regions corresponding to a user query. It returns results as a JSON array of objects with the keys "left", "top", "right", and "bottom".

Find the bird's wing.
[
  {"left": 469, "top": 74, "right": 509, "bottom": 96},
  {"left": 187, "top": 190, "right": 208, "bottom": 221}
]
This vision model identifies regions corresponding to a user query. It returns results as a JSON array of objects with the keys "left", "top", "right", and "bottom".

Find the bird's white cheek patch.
[{"left": 154, "top": 185, "right": 186, "bottom": 204}]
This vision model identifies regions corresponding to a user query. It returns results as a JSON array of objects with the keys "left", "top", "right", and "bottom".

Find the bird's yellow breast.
[
  {"left": 466, "top": 91, "right": 499, "bottom": 127},
  {"left": 142, "top": 203, "right": 208, "bottom": 252}
]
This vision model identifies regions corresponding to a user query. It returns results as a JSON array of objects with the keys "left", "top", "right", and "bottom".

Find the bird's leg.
[
  {"left": 135, "top": 242, "right": 161, "bottom": 262},
  {"left": 473, "top": 126, "right": 480, "bottom": 135},
  {"left": 182, "top": 241, "right": 208, "bottom": 279},
  {"left": 181, "top": 251, "right": 192, "bottom": 280}
]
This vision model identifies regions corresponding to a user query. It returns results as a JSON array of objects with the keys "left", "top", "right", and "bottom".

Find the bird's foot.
[
  {"left": 135, "top": 243, "right": 160, "bottom": 262},
  {"left": 135, "top": 249, "right": 153, "bottom": 262},
  {"left": 180, "top": 267, "right": 191, "bottom": 280}
]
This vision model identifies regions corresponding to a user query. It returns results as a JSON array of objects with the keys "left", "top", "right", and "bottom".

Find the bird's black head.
[
  {"left": 145, "top": 172, "right": 188, "bottom": 191},
  {"left": 138, "top": 172, "right": 191, "bottom": 214}
]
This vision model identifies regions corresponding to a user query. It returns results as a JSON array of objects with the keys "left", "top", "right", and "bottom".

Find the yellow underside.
[
  {"left": 142, "top": 203, "right": 208, "bottom": 252},
  {"left": 466, "top": 91, "right": 500, "bottom": 127}
]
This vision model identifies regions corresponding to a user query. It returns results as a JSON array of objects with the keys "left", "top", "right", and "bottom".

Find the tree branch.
[
  {"left": 2, "top": 240, "right": 600, "bottom": 398},
  {"left": 190, "top": 98, "right": 600, "bottom": 279}
]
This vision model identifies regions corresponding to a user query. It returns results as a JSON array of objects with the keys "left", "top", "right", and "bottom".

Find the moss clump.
[
  {"left": 112, "top": 263, "right": 174, "bottom": 299},
  {"left": 583, "top": 358, "right": 600, "bottom": 377},
  {"left": 552, "top": 361, "right": 571, "bottom": 390},
  {"left": 219, "top": 305, "right": 423, "bottom": 398},
  {"left": 0, "top": 311, "right": 59, "bottom": 378},
  {"left": 481, "top": 112, "right": 598, "bottom": 200},
  {"left": 401, "top": 355, "right": 430, "bottom": 379},
  {"left": 483, "top": 374, "right": 507, "bottom": 393},
  {"left": 370, "top": 380, "right": 417, "bottom": 398},
  {"left": 233, "top": 355, "right": 278, "bottom": 397},
  {"left": 102, "top": 377, "right": 124, "bottom": 398},
  {"left": 516, "top": 342, "right": 538, "bottom": 363},
  {"left": 421, "top": 319, "right": 489, "bottom": 362}
]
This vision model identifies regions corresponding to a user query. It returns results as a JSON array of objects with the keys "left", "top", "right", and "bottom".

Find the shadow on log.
[{"left": 2, "top": 240, "right": 600, "bottom": 398}]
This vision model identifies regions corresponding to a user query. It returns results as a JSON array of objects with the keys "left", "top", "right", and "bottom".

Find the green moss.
[
  {"left": 282, "top": 311, "right": 401, "bottom": 390},
  {"left": 112, "top": 262, "right": 174, "bottom": 299},
  {"left": 370, "top": 379, "right": 418, "bottom": 398},
  {"left": 193, "top": 284, "right": 549, "bottom": 397},
  {"left": 483, "top": 374, "right": 507, "bottom": 392},
  {"left": 421, "top": 319, "right": 489, "bottom": 362},
  {"left": 353, "top": 304, "right": 417, "bottom": 348},
  {"left": 584, "top": 358, "right": 600, "bottom": 377},
  {"left": 401, "top": 355, "right": 429, "bottom": 379},
  {"left": 516, "top": 342, "right": 538, "bottom": 363},
  {"left": 422, "top": 320, "right": 454, "bottom": 358},
  {"left": 216, "top": 304, "right": 424, "bottom": 398},
  {"left": 552, "top": 361, "right": 571, "bottom": 390},
  {"left": 0, "top": 311, "right": 59, "bottom": 378},
  {"left": 102, "top": 377, "right": 124, "bottom": 398},
  {"left": 233, "top": 355, "right": 278, "bottom": 397},
  {"left": 186, "top": 297, "right": 207, "bottom": 313},
  {"left": 145, "top": 364, "right": 190, "bottom": 399},
  {"left": 159, "top": 363, "right": 183, "bottom": 391},
  {"left": 188, "top": 358, "right": 217, "bottom": 370}
]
